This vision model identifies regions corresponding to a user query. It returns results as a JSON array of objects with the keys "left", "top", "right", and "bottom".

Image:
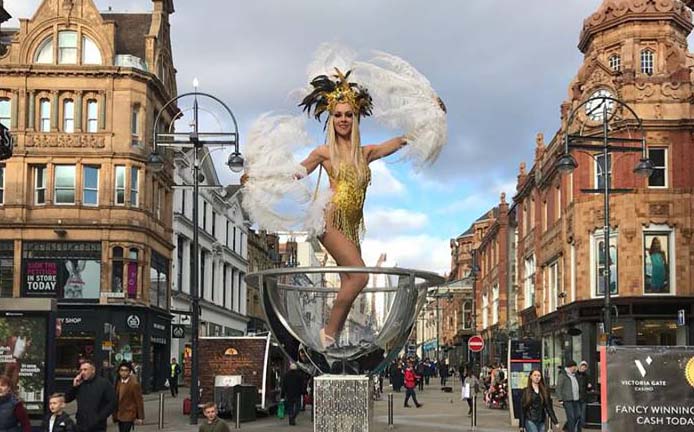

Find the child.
[{"left": 42, "top": 393, "right": 76, "bottom": 432}]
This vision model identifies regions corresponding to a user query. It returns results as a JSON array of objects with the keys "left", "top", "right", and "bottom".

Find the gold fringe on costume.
[{"left": 327, "top": 163, "right": 371, "bottom": 247}]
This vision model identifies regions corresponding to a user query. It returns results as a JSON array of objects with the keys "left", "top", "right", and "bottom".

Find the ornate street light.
[
  {"left": 148, "top": 80, "right": 243, "bottom": 425},
  {"left": 555, "top": 94, "right": 652, "bottom": 345}
]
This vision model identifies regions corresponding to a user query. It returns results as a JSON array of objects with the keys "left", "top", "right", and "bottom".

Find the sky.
[{"left": 5, "top": 0, "right": 613, "bottom": 275}]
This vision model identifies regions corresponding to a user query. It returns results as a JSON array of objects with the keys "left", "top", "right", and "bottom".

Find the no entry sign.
[{"left": 469, "top": 335, "right": 485, "bottom": 352}]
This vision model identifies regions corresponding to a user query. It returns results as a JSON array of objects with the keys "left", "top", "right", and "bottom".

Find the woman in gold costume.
[{"left": 297, "top": 69, "right": 410, "bottom": 348}]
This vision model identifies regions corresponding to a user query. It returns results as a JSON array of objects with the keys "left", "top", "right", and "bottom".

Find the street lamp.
[
  {"left": 469, "top": 250, "right": 480, "bottom": 370},
  {"left": 555, "top": 95, "right": 652, "bottom": 344},
  {"left": 148, "top": 81, "right": 243, "bottom": 425}
]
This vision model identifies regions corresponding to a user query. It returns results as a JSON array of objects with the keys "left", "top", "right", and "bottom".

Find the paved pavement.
[{"left": 73, "top": 379, "right": 568, "bottom": 432}]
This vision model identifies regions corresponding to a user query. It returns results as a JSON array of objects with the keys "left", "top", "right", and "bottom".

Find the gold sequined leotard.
[{"left": 327, "top": 163, "right": 371, "bottom": 247}]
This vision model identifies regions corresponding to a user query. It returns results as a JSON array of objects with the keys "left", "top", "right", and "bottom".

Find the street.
[{"left": 90, "top": 380, "right": 567, "bottom": 432}]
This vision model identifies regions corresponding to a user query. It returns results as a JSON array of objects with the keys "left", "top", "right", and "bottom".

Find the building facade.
[
  {"left": 0, "top": 0, "right": 178, "bottom": 392},
  {"left": 246, "top": 229, "right": 280, "bottom": 333},
  {"left": 170, "top": 155, "right": 250, "bottom": 362}
]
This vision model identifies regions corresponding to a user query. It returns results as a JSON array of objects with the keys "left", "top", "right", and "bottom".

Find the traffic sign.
[{"left": 469, "top": 335, "right": 485, "bottom": 352}]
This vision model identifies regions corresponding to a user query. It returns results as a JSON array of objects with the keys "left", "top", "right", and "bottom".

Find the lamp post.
[
  {"left": 469, "top": 250, "right": 480, "bottom": 370},
  {"left": 148, "top": 82, "right": 243, "bottom": 425},
  {"left": 555, "top": 95, "right": 652, "bottom": 344}
]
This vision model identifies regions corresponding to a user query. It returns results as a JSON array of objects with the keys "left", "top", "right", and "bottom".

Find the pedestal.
[{"left": 314, "top": 375, "right": 373, "bottom": 432}]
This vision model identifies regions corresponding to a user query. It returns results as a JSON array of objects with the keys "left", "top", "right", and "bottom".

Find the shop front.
[{"left": 55, "top": 305, "right": 171, "bottom": 393}]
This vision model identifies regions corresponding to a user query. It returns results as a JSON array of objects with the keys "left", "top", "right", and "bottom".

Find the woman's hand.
[{"left": 240, "top": 173, "right": 249, "bottom": 186}]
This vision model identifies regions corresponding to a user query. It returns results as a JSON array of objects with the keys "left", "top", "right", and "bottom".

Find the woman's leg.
[{"left": 318, "top": 224, "right": 369, "bottom": 339}]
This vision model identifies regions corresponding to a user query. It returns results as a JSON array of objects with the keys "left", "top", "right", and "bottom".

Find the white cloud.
[
  {"left": 365, "top": 208, "right": 428, "bottom": 236},
  {"left": 368, "top": 160, "right": 405, "bottom": 196},
  {"left": 361, "top": 234, "right": 451, "bottom": 276}
]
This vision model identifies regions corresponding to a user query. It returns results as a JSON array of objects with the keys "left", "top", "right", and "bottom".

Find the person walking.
[
  {"left": 65, "top": 359, "right": 116, "bottom": 432},
  {"left": 403, "top": 360, "right": 423, "bottom": 408},
  {"left": 519, "top": 370, "right": 559, "bottom": 432},
  {"left": 462, "top": 369, "right": 481, "bottom": 416},
  {"left": 556, "top": 360, "right": 582, "bottom": 432},
  {"left": 42, "top": 393, "right": 76, "bottom": 432},
  {"left": 112, "top": 362, "right": 144, "bottom": 432},
  {"left": 416, "top": 360, "right": 426, "bottom": 391},
  {"left": 0, "top": 375, "right": 31, "bottom": 432},
  {"left": 168, "top": 358, "right": 181, "bottom": 398},
  {"left": 439, "top": 360, "right": 450, "bottom": 387},
  {"left": 577, "top": 361, "right": 593, "bottom": 429},
  {"left": 281, "top": 363, "right": 306, "bottom": 426},
  {"left": 199, "top": 403, "right": 230, "bottom": 432}
]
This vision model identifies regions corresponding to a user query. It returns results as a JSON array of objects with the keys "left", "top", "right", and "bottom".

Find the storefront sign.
[
  {"left": 150, "top": 336, "right": 167, "bottom": 345},
  {"left": 603, "top": 346, "right": 694, "bottom": 429},
  {"left": 23, "top": 259, "right": 101, "bottom": 299},
  {"left": 0, "top": 313, "right": 47, "bottom": 416},
  {"left": 126, "top": 314, "right": 141, "bottom": 329},
  {"left": 508, "top": 339, "right": 542, "bottom": 424},
  {"left": 172, "top": 325, "right": 185, "bottom": 338},
  {"left": 153, "top": 323, "right": 166, "bottom": 332}
]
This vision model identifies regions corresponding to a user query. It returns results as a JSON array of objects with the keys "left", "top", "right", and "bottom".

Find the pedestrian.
[
  {"left": 99, "top": 360, "right": 114, "bottom": 385},
  {"left": 556, "top": 360, "right": 582, "bottom": 432},
  {"left": 42, "top": 393, "right": 76, "bottom": 432},
  {"left": 403, "top": 360, "right": 423, "bottom": 408},
  {"left": 416, "top": 361, "right": 425, "bottom": 391},
  {"left": 112, "top": 361, "right": 144, "bottom": 432},
  {"left": 168, "top": 357, "right": 181, "bottom": 398},
  {"left": 439, "top": 360, "right": 449, "bottom": 387},
  {"left": 199, "top": 403, "right": 230, "bottom": 432},
  {"left": 462, "top": 369, "right": 481, "bottom": 416},
  {"left": 281, "top": 363, "right": 305, "bottom": 426},
  {"left": 423, "top": 359, "right": 432, "bottom": 385},
  {"left": 65, "top": 359, "right": 116, "bottom": 432},
  {"left": 577, "top": 360, "right": 593, "bottom": 429},
  {"left": 519, "top": 370, "right": 559, "bottom": 432},
  {"left": 390, "top": 361, "right": 403, "bottom": 392},
  {"left": 0, "top": 375, "right": 31, "bottom": 432}
]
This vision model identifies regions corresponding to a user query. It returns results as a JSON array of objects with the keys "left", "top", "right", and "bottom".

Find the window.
[
  {"left": 149, "top": 251, "right": 169, "bottom": 309},
  {"left": 594, "top": 231, "right": 618, "bottom": 296},
  {"left": 608, "top": 54, "right": 621, "bottom": 72},
  {"left": 115, "top": 165, "right": 126, "bottom": 205},
  {"left": 81, "top": 36, "right": 102, "bottom": 64},
  {"left": 189, "top": 245, "right": 195, "bottom": 295},
  {"left": 34, "top": 165, "right": 46, "bottom": 205},
  {"left": 556, "top": 186, "right": 562, "bottom": 220},
  {"left": 58, "top": 31, "right": 78, "bottom": 64},
  {"left": 54, "top": 165, "right": 76, "bottom": 204},
  {"left": 82, "top": 166, "right": 99, "bottom": 206},
  {"left": 35, "top": 37, "right": 54, "bottom": 64},
  {"left": 644, "top": 228, "right": 674, "bottom": 295},
  {"left": 40, "top": 99, "right": 51, "bottom": 132},
  {"left": 131, "top": 106, "right": 139, "bottom": 142},
  {"left": 111, "top": 247, "right": 124, "bottom": 294},
  {"left": 595, "top": 153, "right": 612, "bottom": 189},
  {"left": 524, "top": 255, "right": 536, "bottom": 309},
  {"left": 0, "top": 242, "right": 13, "bottom": 297},
  {"left": 212, "top": 211, "right": 217, "bottom": 237},
  {"left": 482, "top": 292, "right": 489, "bottom": 329},
  {"left": 222, "top": 264, "right": 228, "bottom": 309},
  {"left": 203, "top": 201, "right": 208, "bottom": 231},
  {"left": 225, "top": 221, "right": 230, "bottom": 246},
  {"left": 548, "top": 260, "right": 560, "bottom": 313},
  {"left": 200, "top": 250, "right": 207, "bottom": 299},
  {"left": 492, "top": 285, "right": 499, "bottom": 325},
  {"left": 181, "top": 190, "right": 186, "bottom": 217},
  {"left": 542, "top": 201, "right": 548, "bottom": 232},
  {"left": 211, "top": 262, "right": 216, "bottom": 302},
  {"left": 86, "top": 100, "right": 98, "bottom": 133},
  {"left": 462, "top": 301, "right": 472, "bottom": 329},
  {"left": 0, "top": 165, "right": 4, "bottom": 204},
  {"left": 154, "top": 185, "right": 162, "bottom": 219},
  {"left": 177, "top": 237, "right": 185, "bottom": 292},
  {"left": 641, "top": 49, "right": 654, "bottom": 75},
  {"left": 0, "top": 98, "right": 10, "bottom": 128},
  {"left": 63, "top": 99, "right": 74, "bottom": 133},
  {"left": 648, "top": 148, "right": 667, "bottom": 188},
  {"left": 130, "top": 167, "right": 139, "bottom": 207}
]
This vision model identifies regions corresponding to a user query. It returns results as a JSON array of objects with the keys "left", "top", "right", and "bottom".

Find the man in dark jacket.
[
  {"left": 576, "top": 360, "right": 593, "bottom": 429},
  {"left": 65, "top": 360, "right": 116, "bottom": 432},
  {"left": 168, "top": 358, "right": 181, "bottom": 397},
  {"left": 281, "top": 363, "right": 306, "bottom": 426},
  {"left": 42, "top": 393, "right": 76, "bottom": 432}
]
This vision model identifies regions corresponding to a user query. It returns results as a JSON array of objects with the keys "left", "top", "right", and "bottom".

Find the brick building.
[
  {"left": 246, "top": 229, "right": 281, "bottom": 333},
  {"left": 0, "top": 0, "right": 178, "bottom": 392},
  {"left": 512, "top": 0, "right": 694, "bottom": 387}
]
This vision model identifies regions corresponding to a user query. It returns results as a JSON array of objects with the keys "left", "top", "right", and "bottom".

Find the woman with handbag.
[
  {"left": 519, "top": 370, "right": 559, "bottom": 432},
  {"left": 462, "top": 369, "right": 480, "bottom": 416}
]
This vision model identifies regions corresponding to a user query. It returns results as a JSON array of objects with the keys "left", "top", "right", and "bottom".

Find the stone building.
[
  {"left": 246, "top": 228, "right": 280, "bottom": 333},
  {"left": 0, "top": 0, "right": 177, "bottom": 392},
  {"left": 513, "top": 0, "right": 694, "bottom": 387}
]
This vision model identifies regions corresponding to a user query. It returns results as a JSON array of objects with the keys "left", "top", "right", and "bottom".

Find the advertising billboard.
[
  {"left": 0, "top": 313, "right": 47, "bottom": 415},
  {"left": 23, "top": 259, "right": 100, "bottom": 299},
  {"left": 603, "top": 346, "right": 694, "bottom": 430},
  {"left": 508, "top": 339, "right": 542, "bottom": 425}
]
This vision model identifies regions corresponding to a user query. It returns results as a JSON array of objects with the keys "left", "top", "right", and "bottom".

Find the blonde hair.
[{"left": 326, "top": 114, "right": 366, "bottom": 179}]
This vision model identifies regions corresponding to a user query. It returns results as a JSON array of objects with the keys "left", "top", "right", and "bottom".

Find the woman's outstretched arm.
[
  {"left": 365, "top": 136, "right": 407, "bottom": 163},
  {"left": 300, "top": 146, "right": 328, "bottom": 176}
]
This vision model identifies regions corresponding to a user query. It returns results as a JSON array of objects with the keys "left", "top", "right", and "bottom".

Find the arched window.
[
  {"left": 82, "top": 36, "right": 102, "bottom": 65},
  {"left": 39, "top": 99, "right": 51, "bottom": 132},
  {"left": 63, "top": 99, "right": 74, "bottom": 133},
  {"left": 111, "top": 246, "right": 124, "bottom": 293},
  {"left": 86, "top": 100, "right": 98, "bottom": 133},
  {"left": 641, "top": 49, "right": 654, "bottom": 75},
  {"left": 0, "top": 98, "right": 10, "bottom": 128},
  {"left": 34, "top": 37, "right": 53, "bottom": 64},
  {"left": 58, "top": 31, "right": 78, "bottom": 64}
]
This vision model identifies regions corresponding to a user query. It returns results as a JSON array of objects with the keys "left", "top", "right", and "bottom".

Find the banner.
[
  {"left": 0, "top": 314, "right": 47, "bottom": 415},
  {"left": 23, "top": 259, "right": 100, "bottom": 299},
  {"left": 603, "top": 346, "right": 694, "bottom": 430}
]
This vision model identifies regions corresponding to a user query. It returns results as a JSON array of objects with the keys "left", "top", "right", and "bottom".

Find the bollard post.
[
  {"left": 471, "top": 394, "right": 477, "bottom": 430},
  {"left": 158, "top": 393, "right": 165, "bottom": 429},
  {"left": 235, "top": 395, "right": 241, "bottom": 429},
  {"left": 387, "top": 392, "right": 394, "bottom": 427}
]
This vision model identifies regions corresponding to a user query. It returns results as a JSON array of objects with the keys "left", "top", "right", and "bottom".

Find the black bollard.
[
  {"left": 387, "top": 392, "right": 394, "bottom": 426},
  {"left": 158, "top": 393, "right": 165, "bottom": 429},
  {"left": 235, "top": 395, "right": 241, "bottom": 429}
]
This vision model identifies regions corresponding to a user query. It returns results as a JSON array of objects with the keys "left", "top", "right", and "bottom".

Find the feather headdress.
[{"left": 299, "top": 68, "right": 373, "bottom": 123}]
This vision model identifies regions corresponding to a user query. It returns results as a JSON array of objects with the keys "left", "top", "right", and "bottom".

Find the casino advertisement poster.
[
  {"left": 0, "top": 312, "right": 47, "bottom": 416},
  {"left": 508, "top": 339, "right": 541, "bottom": 424},
  {"left": 603, "top": 346, "right": 694, "bottom": 430}
]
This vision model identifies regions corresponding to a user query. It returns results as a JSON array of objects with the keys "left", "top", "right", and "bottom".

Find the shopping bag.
[
  {"left": 277, "top": 400, "right": 285, "bottom": 419},
  {"left": 463, "top": 383, "right": 471, "bottom": 400}
]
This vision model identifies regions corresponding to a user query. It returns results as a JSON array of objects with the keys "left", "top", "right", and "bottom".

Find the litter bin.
[
  {"left": 214, "top": 375, "right": 242, "bottom": 416},
  {"left": 232, "top": 384, "right": 257, "bottom": 422}
]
